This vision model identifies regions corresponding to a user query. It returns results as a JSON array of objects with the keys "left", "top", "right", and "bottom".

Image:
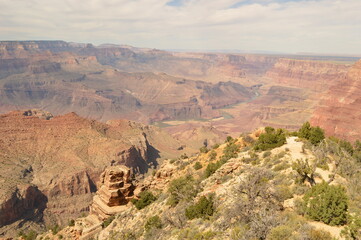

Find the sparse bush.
[
  {"left": 273, "top": 162, "right": 290, "bottom": 172},
  {"left": 193, "top": 161, "right": 202, "bottom": 170},
  {"left": 275, "top": 185, "right": 293, "bottom": 202},
  {"left": 204, "top": 159, "right": 226, "bottom": 178},
  {"left": 50, "top": 225, "right": 60, "bottom": 235},
  {"left": 102, "top": 215, "right": 115, "bottom": 228},
  {"left": 144, "top": 215, "right": 162, "bottom": 231},
  {"left": 292, "top": 159, "right": 316, "bottom": 186},
  {"left": 226, "top": 136, "right": 234, "bottom": 143},
  {"left": 18, "top": 230, "right": 38, "bottom": 240},
  {"left": 308, "top": 229, "right": 333, "bottom": 240},
  {"left": 109, "top": 231, "right": 137, "bottom": 240},
  {"left": 243, "top": 135, "right": 255, "bottom": 144},
  {"left": 254, "top": 127, "right": 286, "bottom": 151},
  {"left": 180, "top": 153, "right": 188, "bottom": 159},
  {"left": 178, "top": 228, "right": 217, "bottom": 240},
  {"left": 316, "top": 158, "right": 329, "bottom": 171},
  {"left": 212, "top": 143, "right": 220, "bottom": 149},
  {"left": 303, "top": 182, "right": 348, "bottom": 226},
  {"left": 131, "top": 191, "right": 157, "bottom": 210},
  {"left": 200, "top": 146, "right": 209, "bottom": 154},
  {"left": 185, "top": 195, "right": 215, "bottom": 220},
  {"left": 167, "top": 175, "right": 199, "bottom": 207},
  {"left": 221, "top": 141, "right": 240, "bottom": 161},
  {"left": 209, "top": 150, "right": 217, "bottom": 161},
  {"left": 267, "top": 225, "right": 293, "bottom": 240},
  {"left": 263, "top": 151, "right": 272, "bottom": 158},
  {"left": 68, "top": 219, "right": 75, "bottom": 226}
]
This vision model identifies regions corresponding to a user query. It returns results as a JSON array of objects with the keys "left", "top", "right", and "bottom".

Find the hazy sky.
[{"left": 1, "top": 0, "right": 360, "bottom": 54}]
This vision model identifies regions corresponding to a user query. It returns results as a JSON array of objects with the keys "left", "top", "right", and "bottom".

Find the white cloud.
[{"left": 0, "top": 0, "right": 360, "bottom": 54}]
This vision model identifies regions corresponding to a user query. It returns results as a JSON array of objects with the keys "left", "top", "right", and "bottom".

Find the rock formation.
[{"left": 90, "top": 166, "right": 135, "bottom": 220}]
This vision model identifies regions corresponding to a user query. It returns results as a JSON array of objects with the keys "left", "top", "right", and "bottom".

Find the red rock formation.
[
  {"left": 90, "top": 166, "right": 135, "bottom": 220},
  {"left": 0, "top": 110, "right": 182, "bottom": 237},
  {"left": 0, "top": 184, "right": 46, "bottom": 228},
  {"left": 266, "top": 58, "right": 349, "bottom": 91},
  {"left": 311, "top": 60, "right": 361, "bottom": 141}
]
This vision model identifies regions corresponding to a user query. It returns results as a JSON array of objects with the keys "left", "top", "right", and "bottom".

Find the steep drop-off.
[
  {"left": 311, "top": 60, "right": 361, "bottom": 141},
  {"left": 0, "top": 109, "right": 184, "bottom": 237}
]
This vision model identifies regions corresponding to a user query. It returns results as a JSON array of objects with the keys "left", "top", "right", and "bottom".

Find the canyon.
[
  {"left": 1, "top": 40, "right": 361, "bottom": 237},
  {"left": 1, "top": 41, "right": 358, "bottom": 140}
]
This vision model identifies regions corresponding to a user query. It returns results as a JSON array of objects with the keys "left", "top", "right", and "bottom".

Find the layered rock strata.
[{"left": 90, "top": 166, "right": 135, "bottom": 220}]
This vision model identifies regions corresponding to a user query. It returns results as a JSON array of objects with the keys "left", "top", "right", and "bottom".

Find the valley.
[{"left": 1, "top": 40, "right": 361, "bottom": 238}]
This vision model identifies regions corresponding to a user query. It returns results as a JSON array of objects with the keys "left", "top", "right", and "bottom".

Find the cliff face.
[
  {"left": 0, "top": 110, "right": 183, "bottom": 237},
  {"left": 311, "top": 60, "right": 361, "bottom": 141},
  {"left": 266, "top": 58, "right": 350, "bottom": 91}
]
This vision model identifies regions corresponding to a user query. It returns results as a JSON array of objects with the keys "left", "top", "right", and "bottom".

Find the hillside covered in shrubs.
[{"left": 37, "top": 123, "right": 361, "bottom": 240}]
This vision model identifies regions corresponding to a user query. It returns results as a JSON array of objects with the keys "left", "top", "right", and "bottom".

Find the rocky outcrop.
[
  {"left": 311, "top": 60, "right": 361, "bottom": 140},
  {"left": 90, "top": 166, "right": 135, "bottom": 220}
]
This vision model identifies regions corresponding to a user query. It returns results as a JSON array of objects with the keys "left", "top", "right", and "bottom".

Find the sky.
[{"left": 0, "top": 0, "right": 360, "bottom": 55}]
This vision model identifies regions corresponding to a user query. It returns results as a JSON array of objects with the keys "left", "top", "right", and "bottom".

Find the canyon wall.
[
  {"left": 0, "top": 110, "right": 183, "bottom": 236},
  {"left": 311, "top": 60, "right": 361, "bottom": 141}
]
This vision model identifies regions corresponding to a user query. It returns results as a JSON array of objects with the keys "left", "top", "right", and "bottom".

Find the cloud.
[{"left": 0, "top": 0, "right": 360, "bottom": 54}]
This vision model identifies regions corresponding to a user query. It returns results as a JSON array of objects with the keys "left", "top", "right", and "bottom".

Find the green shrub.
[
  {"left": 144, "top": 215, "right": 162, "bottom": 232},
  {"left": 68, "top": 219, "right": 75, "bottom": 226},
  {"left": 298, "top": 122, "right": 325, "bottom": 145},
  {"left": 167, "top": 175, "right": 199, "bottom": 207},
  {"left": 309, "top": 127, "right": 325, "bottom": 145},
  {"left": 254, "top": 127, "right": 286, "bottom": 151},
  {"left": 131, "top": 191, "right": 157, "bottom": 210},
  {"left": 193, "top": 162, "right": 203, "bottom": 170},
  {"left": 209, "top": 150, "right": 217, "bottom": 161},
  {"left": 221, "top": 141, "right": 240, "bottom": 161},
  {"left": 18, "top": 230, "right": 38, "bottom": 240},
  {"left": 299, "top": 122, "right": 312, "bottom": 139},
  {"left": 212, "top": 144, "right": 220, "bottom": 149},
  {"left": 102, "top": 215, "right": 115, "bottom": 228},
  {"left": 200, "top": 146, "right": 209, "bottom": 153},
  {"left": 341, "top": 215, "right": 361, "bottom": 240},
  {"left": 185, "top": 195, "right": 215, "bottom": 220},
  {"left": 50, "top": 225, "right": 60, "bottom": 235},
  {"left": 303, "top": 182, "right": 348, "bottom": 226},
  {"left": 204, "top": 159, "right": 226, "bottom": 178}
]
